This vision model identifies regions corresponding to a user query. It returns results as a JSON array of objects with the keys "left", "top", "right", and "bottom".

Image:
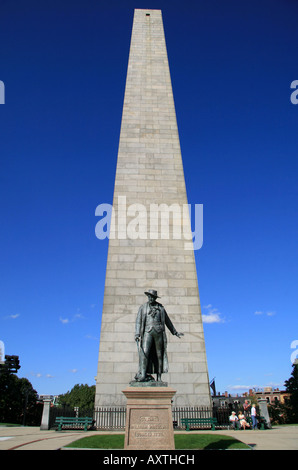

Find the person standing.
[
  {"left": 251, "top": 404, "right": 258, "bottom": 429},
  {"left": 243, "top": 399, "right": 250, "bottom": 417}
]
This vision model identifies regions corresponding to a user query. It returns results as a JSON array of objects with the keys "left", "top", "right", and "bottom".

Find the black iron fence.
[
  {"left": 94, "top": 407, "right": 126, "bottom": 430},
  {"left": 49, "top": 405, "right": 231, "bottom": 430}
]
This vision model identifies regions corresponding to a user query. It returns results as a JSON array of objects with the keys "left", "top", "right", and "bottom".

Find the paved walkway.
[{"left": 1, "top": 425, "right": 298, "bottom": 450}]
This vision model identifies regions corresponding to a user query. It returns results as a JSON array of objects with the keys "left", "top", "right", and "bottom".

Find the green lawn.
[
  {"left": 272, "top": 423, "right": 298, "bottom": 426},
  {"left": 65, "top": 434, "right": 125, "bottom": 449},
  {"left": 0, "top": 423, "right": 22, "bottom": 427},
  {"left": 65, "top": 433, "right": 250, "bottom": 450}
]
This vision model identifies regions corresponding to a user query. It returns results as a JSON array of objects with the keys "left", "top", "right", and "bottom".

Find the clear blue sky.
[{"left": 1, "top": 0, "right": 297, "bottom": 398}]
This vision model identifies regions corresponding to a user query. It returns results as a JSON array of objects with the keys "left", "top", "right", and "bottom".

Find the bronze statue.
[{"left": 134, "top": 290, "right": 183, "bottom": 383}]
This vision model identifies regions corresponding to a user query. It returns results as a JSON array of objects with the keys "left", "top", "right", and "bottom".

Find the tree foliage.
[
  {"left": 58, "top": 383, "right": 95, "bottom": 409},
  {"left": 284, "top": 364, "right": 298, "bottom": 423},
  {"left": 0, "top": 361, "right": 42, "bottom": 425},
  {"left": 268, "top": 400, "right": 292, "bottom": 424}
]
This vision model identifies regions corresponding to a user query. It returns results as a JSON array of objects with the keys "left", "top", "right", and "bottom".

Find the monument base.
[
  {"left": 122, "top": 386, "right": 176, "bottom": 450},
  {"left": 129, "top": 380, "right": 168, "bottom": 387}
]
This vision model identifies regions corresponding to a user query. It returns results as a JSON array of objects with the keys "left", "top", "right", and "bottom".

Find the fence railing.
[
  {"left": 50, "top": 405, "right": 232, "bottom": 430},
  {"left": 94, "top": 407, "right": 126, "bottom": 430}
]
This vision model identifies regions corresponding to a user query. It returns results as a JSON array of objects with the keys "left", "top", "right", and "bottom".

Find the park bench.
[
  {"left": 55, "top": 416, "right": 93, "bottom": 432},
  {"left": 181, "top": 417, "right": 218, "bottom": 431},
  {"left": 232, "top": 415, "right": 267, "bottom": 430},
  {"left": 246, "top": 415, "right": 267, "bottom": 430},
  {"left": 259, "top": 416, "right": 267, "bottom": 430}
]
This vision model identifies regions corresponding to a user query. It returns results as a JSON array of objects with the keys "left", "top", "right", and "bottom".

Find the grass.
[
  {"left": 64, "top": 433, "right": 250, "bottom": 450},
  {"left": 272, "top": 423, "right": 298, "bottom": 426},
  {"left": 0, "top": 423, "right": 23, "bottom": 427},
  {"left": 65, "top": 434, "right": 125, "bottom": 449}
]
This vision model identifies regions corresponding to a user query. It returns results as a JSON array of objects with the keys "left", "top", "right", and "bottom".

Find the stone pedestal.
[
  {"left": 258, "top": 398, "right": 271, "bottom": 428},
  {"left": 122, "top": 386, "right": 176, "bottom": 450},
  {"left": 40, "top": 397, "right": 52, "bottom": 430}
]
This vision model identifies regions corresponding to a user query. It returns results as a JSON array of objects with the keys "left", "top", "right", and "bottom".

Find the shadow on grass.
[
  {"left": 204, "top": 438, "right": 249, "bottom": 450},
  {"left": 174, "top": 434, "right": 250, "bottom": 450}
]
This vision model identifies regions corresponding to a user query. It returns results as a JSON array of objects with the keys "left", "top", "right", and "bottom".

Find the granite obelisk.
[{"left": 95, "top": 9, "right": 211, "bottom": 408}]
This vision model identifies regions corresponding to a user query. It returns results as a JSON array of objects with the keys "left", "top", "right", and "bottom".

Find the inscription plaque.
[
  {"left": 122, "top": 386, "right": 176, "bottom": 450},
  {"left": 129, "top": 409, "right": 168, "bottom": 445}
]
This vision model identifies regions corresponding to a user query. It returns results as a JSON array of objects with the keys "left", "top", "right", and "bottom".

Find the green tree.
[
  {"left": 0, "top": 359, "right": 40, "bottom": 425},
  {"left": 247, "top": 393, "right": 259, "bottom": 407},
  {"left": 284, "top": 363, "right": 298, "bottom": 423},
  {"left": 268, "top": 400, "right": 291, "bottom": 424},
  {"left": 58, "top": 384, "right": 95, "bottom": 409}
]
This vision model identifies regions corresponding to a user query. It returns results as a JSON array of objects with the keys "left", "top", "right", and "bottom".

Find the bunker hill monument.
[{"left": 95, "top": 9, "right": 211, "bottom": 408}]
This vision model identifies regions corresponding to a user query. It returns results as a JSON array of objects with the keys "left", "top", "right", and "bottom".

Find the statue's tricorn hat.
[{"left": 144, "top": 289, "right": 160, "bottom": 298}]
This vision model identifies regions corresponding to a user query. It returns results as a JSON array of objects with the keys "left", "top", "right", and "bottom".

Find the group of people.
[{"left": 229, "top": 402, "right": 258, "bottom": 430}]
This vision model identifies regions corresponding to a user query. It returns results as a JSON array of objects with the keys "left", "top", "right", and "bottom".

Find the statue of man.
[{"left": 134, "top": 290, "right": 183, "bottom": 383}]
